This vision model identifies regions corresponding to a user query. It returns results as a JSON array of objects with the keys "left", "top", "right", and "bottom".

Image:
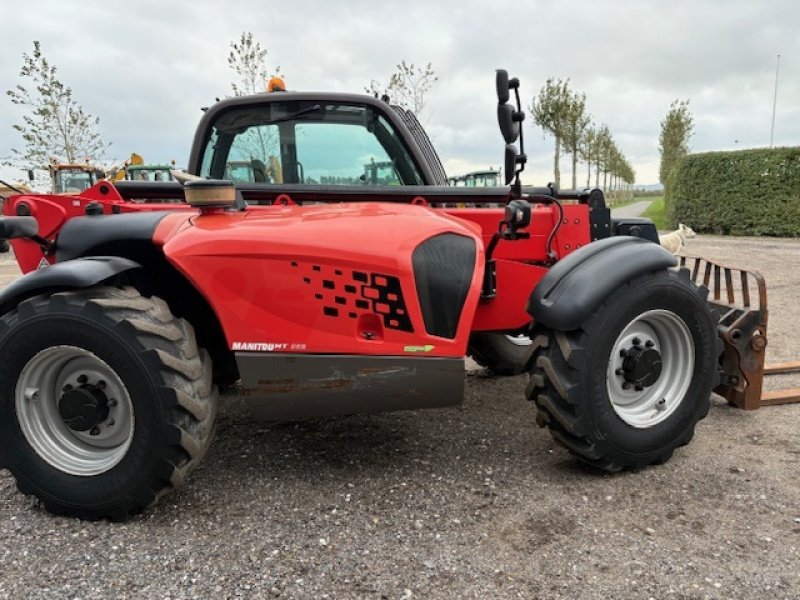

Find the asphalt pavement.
[{"left": 610, "top": 199, "right": 654, "bottom": 219}]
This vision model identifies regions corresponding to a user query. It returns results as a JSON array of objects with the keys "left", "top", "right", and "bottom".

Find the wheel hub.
[
  {"left": 606, "top": 310, "right": 695, "bottom": 429},
  {"left": 621, "top": 343, "right": 662, "bottom": 388},
  {"left": 16, "top": 346, "right": 135, "bottom": 476},
  {"left": 58, "top": 385, "right": 109, "bottom": 432}
]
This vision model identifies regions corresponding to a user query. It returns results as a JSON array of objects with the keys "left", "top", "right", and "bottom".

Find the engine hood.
[{"left": 159, "top": 202, "right": 486, "bottom": 358}]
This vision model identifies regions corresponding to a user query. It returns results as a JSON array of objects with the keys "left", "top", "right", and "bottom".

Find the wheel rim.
[
  {"left": 606, "top": 309, "right": 694, "bottom": 428},
  {"left": 15, "top": 346, "right": 135, "bottom": 476}
]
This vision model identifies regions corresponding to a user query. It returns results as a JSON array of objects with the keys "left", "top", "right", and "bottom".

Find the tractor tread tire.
[
  {"left": 469, "top": 331, "right": 532, "bottom": 376},
  {"left": 526, "top": 268, "right": 720, "bottom": 472},
  {"left": 0, "top": 286, "right": 217, "bottom": 521}
]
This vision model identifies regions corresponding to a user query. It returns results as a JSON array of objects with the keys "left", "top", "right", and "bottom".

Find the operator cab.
[
  {"left": 196, "top": 97, "right": 426, "bottom": 187},
  {"left": 44, "top": 164, "right": 104, "bottom": 195}
]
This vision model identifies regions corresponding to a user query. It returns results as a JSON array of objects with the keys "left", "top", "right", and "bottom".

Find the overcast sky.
[{"left": 1, "top": 0, "right": 797, "bottom": 187}]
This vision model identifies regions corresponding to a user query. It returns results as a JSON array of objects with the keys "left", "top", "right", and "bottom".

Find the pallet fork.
[{"left": 680, "top": 256, "right": 800, "bottom": 409}]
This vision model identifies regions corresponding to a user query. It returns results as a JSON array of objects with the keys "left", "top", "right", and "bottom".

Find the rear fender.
[
  {"left": 0, "top": 256, "right": 140, "bottom": 315},
  {"left": 527, "top": 236, "right": 676, "bottom": 331}
]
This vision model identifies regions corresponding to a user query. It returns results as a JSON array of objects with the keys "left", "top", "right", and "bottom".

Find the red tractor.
[{"left": 0, "top": 71, "right": 790, "bottom": 520}]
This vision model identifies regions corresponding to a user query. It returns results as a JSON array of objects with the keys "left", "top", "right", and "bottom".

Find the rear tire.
[
  {"left": 0, "top": 286, "right": 217, "bottom": 520},
  {"left": 526, "top": 268, "right": 719, "bottom": 471},
  {"left": 469, "top": 330, "right": 533, "bottom": 375}
]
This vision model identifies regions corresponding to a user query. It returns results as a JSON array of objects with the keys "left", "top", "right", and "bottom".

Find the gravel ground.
[{"left": 1, "top": 235, "right": 800, "bottom": 600}]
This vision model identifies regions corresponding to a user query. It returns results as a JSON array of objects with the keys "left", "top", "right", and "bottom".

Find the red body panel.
[
  {"left": 443, "top": 204, "right": 591, "bottom": 262},
  {"left": 159, "top": 203, "right": 485, "bottom": 358},
  {"left": 3, "top": 184, "right": 194, "bottom": 272},
  {"left": 3, "top": 182, "right": 594, "bottom": 357}
]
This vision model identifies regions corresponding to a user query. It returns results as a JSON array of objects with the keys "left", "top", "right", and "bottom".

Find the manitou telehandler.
[{"left": 0, "top": 70, "right": 796, "bottom": 520}]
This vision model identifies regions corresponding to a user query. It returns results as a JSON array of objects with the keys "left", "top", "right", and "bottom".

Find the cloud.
[{"left": 2, "top": 0, "right": 797, "bottom": 186}]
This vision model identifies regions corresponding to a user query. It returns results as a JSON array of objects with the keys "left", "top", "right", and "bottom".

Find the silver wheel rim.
[
  {"left": 15, "top": 346, "right": 135, "bottom": 476},
  {"left": 606, "top": 309, "right": 694, "bottom": 428}
]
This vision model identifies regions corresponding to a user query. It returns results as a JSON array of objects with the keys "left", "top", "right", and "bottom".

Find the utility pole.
[{"left": 769, "top": 54, "right": 781, "bottom": 147}]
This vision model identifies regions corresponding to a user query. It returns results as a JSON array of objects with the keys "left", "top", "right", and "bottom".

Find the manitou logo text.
[{"left": 231, "top": 342, "right": 288, "bottom": 352}]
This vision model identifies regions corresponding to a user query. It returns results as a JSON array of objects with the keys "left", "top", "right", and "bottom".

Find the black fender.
[
  {"left": 0, "top": 256, "right": 141, "bottom": 314},
  {"left": 527, "top": 236, "right": 677, "bottom": 331}
]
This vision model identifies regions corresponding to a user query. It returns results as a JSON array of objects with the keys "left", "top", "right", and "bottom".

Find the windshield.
[
  {"left": 53, "top": 170, "right": 93, "bottom": 194},
  {"left": 127, "top": 168, "right": 173, "bottom": 182},
  {"left": 463, "top": 172, "right": 499, "bottom": 187},
  {"left": 199, "top": 101, "right": 424, "bottom": 185}
]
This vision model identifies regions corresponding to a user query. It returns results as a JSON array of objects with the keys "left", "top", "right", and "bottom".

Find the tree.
[
  {"left": 228, "top": 31, "right": 281, "bottom": 96},
  {"left": 530, "top": 78, "right": 571, "bottom": 188},
  {"left": 227, "top": 32, "right": 281, "bottom": 162},
  {"left": 6, "top": 41, "right": 108, "bottom": 168},
  {"left": 579, "top": 124, "right": 599, "bottom": 188},
  {"left": 595, "top": 125, "right": 613, "bottom": 189},
  {"left": 561, "top": 91, "right": 590, "bottom": 189},
  {"left": 367, "top": 61, "right": 438, "bottom": 117},
  {"left": 658, "top": 99, "right": 693, "bottom": 186}
]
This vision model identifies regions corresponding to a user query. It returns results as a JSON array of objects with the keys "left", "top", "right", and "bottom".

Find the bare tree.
[
  {"left": 228, "top": 31, "right": 281, "bottom": 96},
  {"left": 367, "top": 61, "right": 438, "bottom": 117},
  {"left": 6, "top": 41, "right": 108, "bottom": 168},
  {"left": 227, "top": 32, "right": 282, "bottom": 163}
]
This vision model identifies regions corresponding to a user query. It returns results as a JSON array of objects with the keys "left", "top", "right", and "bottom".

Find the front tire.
[
  {"left": 526, "top": 268, "right": 719, "bottom": 471},
  {"left": 0, "top": 286, "right": 217, "bottom": 520}
]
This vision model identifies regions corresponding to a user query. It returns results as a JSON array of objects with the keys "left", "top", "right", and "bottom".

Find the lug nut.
[
  {"left": 645, "top": 340, "right": 655, "bottom": 348},
  {"left": 77, "top": 374, "right": 88, "bottom": 384},
  {"left": 619, "top": 349, "right": 627, "bottom": 358},
  {"left": 615, "top": 368, "right": 624, "bottom": 376},
  {"left": 632, "top": 337, "right": 641, "bottom": 346},
  {"left": 622, "top": 382, "right": 631, "bottom": 390},
  {"left": 634, "top": 385, "right": 644, "bottom": 392},
  {"left": 62, "top": 384, "right": 73, "bottom": 392},
  {"left": 89, "top": 427, "right": 100, "bottom": 436},
  {"left": 106, "top": 418, "right": 115, "bottom": 427},
  {"left": 97, "top": 380, "right": 106, "bottom": 389},
  {"left": 108, "top": 398, "right": 117, "bottom": 407}
]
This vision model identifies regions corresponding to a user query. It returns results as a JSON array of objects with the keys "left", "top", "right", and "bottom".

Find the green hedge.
[{"left": 665, "top": 147, "right": 800, "bottom": 236}]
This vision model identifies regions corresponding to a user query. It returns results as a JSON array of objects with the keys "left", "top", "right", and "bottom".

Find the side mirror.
[
  {"left": 504, "top": 145, "right": 518, "bottom": 185},
  {"left": 497, "top": 104, "right": 519, "bottom": 144},
  {"left": 496, "top": 68, "right": 526, "bottom": 192},
  {"left": 496, "top": 70, "right": 510, "bottom": 104}
]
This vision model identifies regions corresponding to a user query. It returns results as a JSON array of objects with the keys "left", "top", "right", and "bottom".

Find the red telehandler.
[{"left": 0, "top": 70, "right": 796, "bottom": 520}]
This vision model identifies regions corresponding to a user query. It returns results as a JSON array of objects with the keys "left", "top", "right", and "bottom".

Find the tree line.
[
  {"left": 5, "top": 33, "right": 692, "bottom": 193},
  {"left": 530, "top": 77, "right": 635, "bottom": 196}
]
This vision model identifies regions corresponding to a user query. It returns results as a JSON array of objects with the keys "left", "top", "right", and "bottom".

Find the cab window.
[{"left": 199, "top": 102, "right": 423, "bottom": 185}]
